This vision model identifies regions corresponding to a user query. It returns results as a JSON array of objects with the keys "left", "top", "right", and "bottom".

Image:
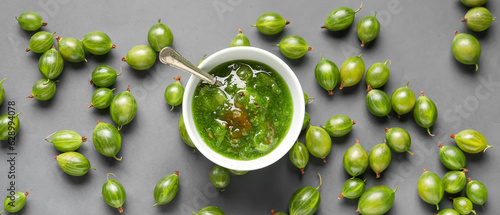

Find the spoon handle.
[{"left": 159, "top": 47, "right": 222, "bottom": 86}]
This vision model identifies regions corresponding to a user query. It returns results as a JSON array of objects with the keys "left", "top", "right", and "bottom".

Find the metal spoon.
[{"left": 159, "top": 47, "right": 222, "bottom": 86}]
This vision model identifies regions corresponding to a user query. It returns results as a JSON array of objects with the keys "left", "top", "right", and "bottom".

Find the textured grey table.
[{"left": 0, "top": 0, "right": 499, "bottom": 214}]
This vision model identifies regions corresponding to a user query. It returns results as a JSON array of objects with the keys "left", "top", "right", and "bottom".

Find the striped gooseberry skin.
[
  {"left": 102, "top": 173, "right": 126, "bottom": 213},
  {"left": 288, "top": 173, "right": 322, "bottom": 215},
  {"left": 55, "top": 152, "right": 94, "bottom": 176},
  {"left": 153, "top": 170, "right": 180, "bottom": 206}
]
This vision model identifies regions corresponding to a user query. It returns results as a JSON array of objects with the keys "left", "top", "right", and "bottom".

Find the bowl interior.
[{"left": 183, "top": 46, "right": 304, "bottom": 171}]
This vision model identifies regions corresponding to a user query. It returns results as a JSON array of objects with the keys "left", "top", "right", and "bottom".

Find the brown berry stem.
[
  {"left": 423, "top": 168, "right": 428, "bottom": 173},
  {"left": 354, "top": 140, "right": 360, "bottom": 145},
  {"left": 339, "top": 84, "right": 344, "bottom": 90},
  {"left": 118, "top": 206, "right": 124, "bottom": 213},
  {"left": 338, "top": 193, "right": 344, "bottom": 199},
  {"left": 361, "top": 41, "right": 366, "bottom": 47},
  {"left": 27, "top": 94, "right": 34, "bottom": 98},
  {"left": 308, "top": 47, "right": 313, "bottom": 51},
  {"left": 174, "top": 75, "right": 181, "bottom": 82},
  {"left": 385, "top": 128, "right": 389, "bottom": 132},
  {"left": 376, "top": 172, "right": 381, "bottom": 178},
  {"left": 121, "top": 57, "right": 126, "bottom": 62},
  {"left": 90, "top": 80, "right": 95, "bottom": 85},
  {"left": 438, "top": 142, "right": 443, "bottom": 148},
  {"left": 126, "top": 86, "right": 131, "bottom": 92},
  {"left": 462, "top": 18, "right": 467, "bottom": 22},
  {"left": 328, "top": 90, "right": 333, "bottom": 95},
  {"left": 25, "top": 48, "right": 30, "bottom": 52},
  {"left": 82, "top": 136, "right": 87, "bottom": 142},
  {"left": 42, "top": 22, "right": 48, "bottom": 26},
  {"left": 112, "top": 44, "right": 117, "bottom": 49},
  {"left": 88, "top": 103, "right": 94, "bottom": 108},
  {"left": 238, "top": 29, "right": 242, "bottom": 34},
  {"left": 454, "top": 30, "right": 458, "bottom": 36},
  {"left": 286, "top": 20, "right": 290, "bottom": 25},
  {"left": 300, "top": 168, "right": 305, "bottom": 174},
  {"left": 174, "top": 170, "right": 179, "bottom": 176},
  {"left": 55, "top": 36, "right": 61, "bottom": 42},
  {"left": 24, "top": 191, "right": 29, "bottom": 196},
  {"left": 366, "top": 85, "right": 373, "bottom": 92},
  {"left": 450, "top": 134, "right": 456, "bottom": 139},
  {"left": 320, "top": 25, "right": 326, "bottom": 28}
]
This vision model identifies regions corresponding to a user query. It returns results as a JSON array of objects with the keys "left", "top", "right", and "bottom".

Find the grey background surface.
[{"left": 0, "top": 0, "right": 499, "bottom": 214}]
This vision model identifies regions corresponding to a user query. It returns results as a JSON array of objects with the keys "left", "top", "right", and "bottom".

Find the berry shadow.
[
  {"left": 450, "top": 53, "right": 478, "bottom": 75},
  {"left": 87, "top": 51, "right": 116, "bottom": 63},
  {"left": 89, "top": 106, "right": 111, "bottom": 117},
  {"left": 64, "top": 60, "right": 89, "bottom": 71},
  {"left": 331, "top": 131, "right": 354, "bottom": 145},
  {"left": 60, "top": 170, "right": 93, "bottom": 185},
  {"left": 415, "top": 193, "right": 441, "bottom": 214},
  {"left": 255, "top": 29, "right": 287, "bottom": 43},
  {"left": 125, "top": 63, "right": 155, "bottom": 80},
  {"left": 281, "top": 53, "right": 311, "bottom": 68},
  {"left": 338, "top": 82, "right": 363, "bottom": 95},
  {"left": 322, "top": 26, "right": 353, "bottom": 39},
  {"left": 284, "top": 155, "right": 306, "bottom": 179},
  {"left": 359, "top": 38, "right": 378, "bottom": 50},
  {"left": 17, "top": 27, "right": 36, "bottom": 40},
  {"left": 470, "top": 27, "right": 493, "bottom": 40}
]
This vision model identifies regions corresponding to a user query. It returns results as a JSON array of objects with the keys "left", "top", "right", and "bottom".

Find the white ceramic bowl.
[{"left": 183, "top": 46, "right": 304, "bottom": 171}]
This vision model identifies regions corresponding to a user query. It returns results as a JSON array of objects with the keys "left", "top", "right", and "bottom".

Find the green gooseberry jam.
[{"left": 193, "top": 60, "right": 292, "bottom": 160}]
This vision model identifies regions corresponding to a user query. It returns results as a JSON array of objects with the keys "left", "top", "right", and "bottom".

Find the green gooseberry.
[
  {"left": 343, "top": 140, "right": 369, "bottom": 177},
  {"left": 276, "top": 35, "right": 313, "bottom": 59},
  {"left": 230, "top": 29, "right": 250, "bottom": 47},
  {"left": 271, "top": 209, "right": 287, "bottom": 215},
  {"left": 38, "top": 46, "right": 64, "bottom": 80},
  {"left": 303, "top": 92, "right": 315, "bottom": 105},
  {"left": 321, "top": 2, "right": 363, "bottom": 31},
  {"left": 391, "top": 81, "right": 416, "bottom": 118},
  {"left": 26, "top": 31, "right": 54, "bottom": 53},
  {"left": 369, "top": 143, "right": 391, "bottom": 178},
  {"left": 339, "top": 54, "right": 365, "bottom": 89},
  {"left": 417, "top": 168, "right": 443, "bottom": 210},
  {"left": 153, "top": 170, "right": 179, "bottom": 206},
  {"left": 56, "top": 36, "right": 87, "bottom": 63},
  {"left": 466, "top": 178, "right": 488, "bottom": 206},
  {"left": 91, "top": 65, "right": 122, "bottom": 87},
  {"left": 443, "top": 169, "right": 468, "bottom": 194},
  {"left": 148, "top": 19, "right": 174, "bottom": 52},
  {"left": 305, "top": 126, "right": 332, "bottom": 162},
  {"left": 55, "top": 152, "right": 95, "bottom": 176},
  {"left": 414, "top": 91, "right": 438, "bottom": 136},
  {"left": 461, "top": 0, "right": 488, "bottom": 7},
  {"left": 179, "top": 114, "right": 195, "bottom": 148},
  {"left": 89, "top": 88, "right": 115, "bottom": 109},
  {"left": 210, "top": 165, "right": 230, "bottom": 191},
  {"left": 302, "top": 112, "right": 310, "bottom": 131},
  {"left": 16, "top": 11, "right": 47, "bottom": 31},
  {"left": 436, "top": 209, "right": 460, "bottom": 215},
  {"left": 0, "top": 78, "right": 5, "bottom": 105},
  {"left": 0, "top": 113, "right": 21, "bottom": 140},
  {"left": 452, "top": 31, "right": 481, "bottom": 71},
  {"left": 82, "top": 31, "right": 115, "bottom": 55},
  {"left": 102, "top": 173, "right": 126, "bottom": 213},
  {"left": 314, "top": 55, "right": 339, "bottom": 95},
  {"left": 110, "top": 86, "right": 137, "bottom": 129},
  {"left": 451, "top": 197, "right": 476, "bottom": 215},
  {"left": 0, "top": 116, "right": 16, "bottom": 144},
  {"left": 193, "top": 206, "right": 225, "bottom": 215},
  {"left": 28, "top": 79, "right": 56, "bottom": 101},
  {"left": 45, "top": 130, "right": 86, "bottom": 152},
  {"left": 229, "top": 170, "right": 248, "bottom": 175},
  {"left": 356, "top": 185, "right": 397, "bottom": 214},
  {"left": 1, "top": 191, "right": 28, "bottom": 213},
  {"left": 288, "top": 173, "right": 322, "bottom": 215},
  {"left": 322, "top": 115, "right": 355, "bottom": 137},
  {"left": 366, "top": 59, "right": 391, "bottom": 89},
  {"left": 338, "top": 177, "right": 365, "bottom": 200},
  {"left": 289, "top": 141, "right": 309, "bottom": 174},
  {"left": 122, "top": 45, "right": 157, "bottom": 70},
  {"left": 252, "top": 12, "right": 290, "bottom": 35},
  {"left": 366, "top": 86, "right": 392, "bottom": 118},
  {"left": 165, "top": 75, "right": 184, "bottom": 111},
  {"left": 357, "top": 12, "right": 380, "bottom": 47},
  {"left": 93, "top": 120, "right": 122, "bottom": 160},
  {"left": 462, "top": 7, "right": 496, "bottom": 32},
  {"left": 438, "top": 142, "right": 466, "bottom": 171},
  {"left": 385, "top": 127, "right": 413, "bottom": 154},
  {"left": 451, "top": 129, "right": 492, "bottom": 153}
]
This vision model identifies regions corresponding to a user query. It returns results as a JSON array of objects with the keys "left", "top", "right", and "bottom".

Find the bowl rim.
[{"left": 182, "top": 46, "right": 304, "bottom": 171}]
